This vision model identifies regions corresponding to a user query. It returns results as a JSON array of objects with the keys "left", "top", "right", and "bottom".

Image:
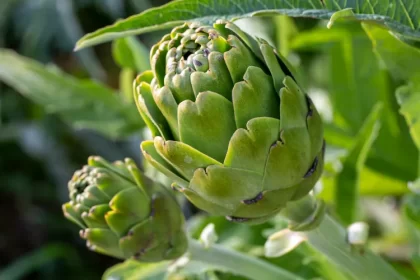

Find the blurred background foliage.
[{"left": 0, "top": 0, "right": 419, "bottom": 279}]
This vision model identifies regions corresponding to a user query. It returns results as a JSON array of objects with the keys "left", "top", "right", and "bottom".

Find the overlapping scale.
[{"left": 136, "top": 21, "right": 325, "bottom": 223}]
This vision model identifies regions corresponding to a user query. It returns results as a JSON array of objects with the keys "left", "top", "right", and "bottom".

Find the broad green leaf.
[
  {"left": 363, "top": 23, "right": 420, "bottom": 176},
  {"left": 396, "top": 79, "right": 420, "bottom": 151},
  {"left": 102, "top": 260, "right": 168, "bottom": 280},
  {"left": 293, "top": 22, "right": 419, "bottom": 184},
  {"left": 363, "top": 23, "right": 420, "bottom": 81},
  {"left": 335, "top": 104, "right": 382, "bottom": 224},
  {"left": 292, "top": 25, "right": 384, "bottom": 132},
  {"left": 112, "top": 36, "right": 151, "bottom": 72},
  {"left": 0, "top": 49, "right": 143, "bottom": 138},
  {"left": 75, "top": 0, "right": 420, "bottom": 50}
]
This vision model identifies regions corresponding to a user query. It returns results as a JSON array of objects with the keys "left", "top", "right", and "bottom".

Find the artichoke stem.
[
  {"left": 282, "top": 195, "right": 402, "bottom": 279},
  {"left": 187, "top": 238, "right": 301, "bottom": 280},
  {"left": 282, "top": 195, "right": 316, "bottom": 224},
  {"left": 281, "top": 195, "right": 325, "bottom": 231},
  {"left": 304, "top": 215, "right": 404, "bottom": 280}
]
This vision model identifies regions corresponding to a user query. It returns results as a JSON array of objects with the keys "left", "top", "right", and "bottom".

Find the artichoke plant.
[
  {"left": 135, "top": 21, "right": 324, "bottom": 224},
  {"left": 62, "top": 156, "right": 188, "bottom": 261}
]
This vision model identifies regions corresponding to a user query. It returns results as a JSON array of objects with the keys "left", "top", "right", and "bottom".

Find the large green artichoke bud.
[
  {"left": 62, "top": 156, "right": 188, "bottom": 261},
  {"left": 135, "top": 21, "right": 325, "bottom": 224}
]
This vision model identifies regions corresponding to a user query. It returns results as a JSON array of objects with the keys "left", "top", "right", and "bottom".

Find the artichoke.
[
  {"left": 62, "top": 156, "right": 188, "bottom": 261},
  {"left": 135, "top": 21, "right": 324, "bottom": 224}
]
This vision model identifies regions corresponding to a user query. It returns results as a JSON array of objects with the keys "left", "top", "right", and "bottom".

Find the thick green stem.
[
  {"left": 305, "top": 215, "right": 403, "bottom": 280},
  {"left": 283, "top": 196, "right": 404, "bottom": 280},
  {"left": 188, "top": 238, "right": 301, "bottom": 280}
]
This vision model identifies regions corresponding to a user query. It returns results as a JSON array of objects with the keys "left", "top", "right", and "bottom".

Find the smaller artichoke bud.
[{"left": 62, "top": 156, "right": 188, "bottom": 261}]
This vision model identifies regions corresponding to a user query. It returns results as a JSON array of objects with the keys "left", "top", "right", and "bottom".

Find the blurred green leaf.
[
  {"left": 0, "top": 243, "right": 80, "bottom": 280},
  {"left": 0, "top": 0, "right": 19, "bottom": 46},
  {"left": 273, "top": 15, "right": 298, "bottom": 57},
  {"left": 102, "top": 260, "right": 168, "bottom": 280},
  {"left": 56, "top": 0, "right": 106, "bottom": 81},
  {"left": 0, "top": 49, "right": 143, "bottom": 138},
  {"left": 336, "top": 104, "right": 382, "bottom": 224},
  {"left": 363, "top": 23, "right": 420, "bottom": 176},
  {"left": 129, "top": 0, "right": 152, "bottom": 13},
  {"left": 119, "top": 67, "right": 136, "bottom": 103},
  {"left": 321, "top": 164, "right": 409, "bottom": 202},
  {"left": 363, "top": 23, "right": 420, "bottom": 81},
  {"left": 396, "top": 79, "right": 420, "bottom": 150},
  {"left": 112, "top": 36, "right": 151, "bottom": 72},
  {"left": 402, "top": 193, "right": 420, "bottom": 276},
  {"left": 411, "top": 254, "right": 420, "bottom": 276},
  {"left": 294, "top": 23, "right": 418, "bottom": 184},
  {"left": 75, "top": 0, "right": 420, "bottom": 50},
  {"left": 292, "top": 25, "right": 385, "bottom": 132},
  {"left": 403, "top": 193, "right": 420, "bottom": 229}
]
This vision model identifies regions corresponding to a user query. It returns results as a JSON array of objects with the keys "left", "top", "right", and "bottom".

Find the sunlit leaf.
[
  {"left": 293, "top": 23, "right": 419, "bottom": 184},
  {"left": 363, "top": 23, "right": 420, "bottom": 176},
  {"left": 363, "top": 23, "right": 420, "bottom": 81},
  {"left": 75, "top": 0, "right": 420, "bottom": 50}
]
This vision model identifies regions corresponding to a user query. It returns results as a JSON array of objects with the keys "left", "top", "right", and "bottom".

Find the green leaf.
[
  {"left": 75, "top": 0, "right": 420, "bottom": 50},
  {"left": 363, "top": 23, "right": 420, "bottom": 177},
  {"left": 119, "top": 67, "right": 136, "bottom": 103},
  {"left": 294, "top": 22, "right": 419, "bottom": 183},
  {"left": 327, "top": 8, "right": 355, "bottom": 29},
  {"left": 396, "top": 78, "right": 420, "bottom": 151},
  {"left": 0, "top": 49, "right": 143, "bottom": 138},
  {"left": 363, "top": 23, "right": 420, "bottom": 81},
  {"left": 102, "top": 260, "right": 168, "bottom": 280},
  {"left": 335, "top": 104, "right": 382, "bottom": 225},
  {"left": 292, "top": 25, "right": 385, "bottom": 132},
  {"left": 402, "top": 192, "right": 420, "bottom": 276},
  {"left": 112, "top": 36, "right": 151, "bottom": 72}
]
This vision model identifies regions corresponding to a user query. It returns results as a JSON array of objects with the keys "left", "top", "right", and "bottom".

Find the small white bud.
[
  {"left": 265, "top": 229, "right": 306, "bottom": 258},
  {"left": 347, "top": 222, "right": 369, "bottom": 246},
  {"left": 200, "top": 223, "right": 218, "bottom": 249},
  {"left": 408, "top": 178, "right": 420, "bottom": 194}
]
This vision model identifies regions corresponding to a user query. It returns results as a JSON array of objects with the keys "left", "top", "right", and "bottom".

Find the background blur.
[
  {"left": 1, "top": 0, "right": 419, "bottom": 279},
  {"left": 0, "top": 1, "right": 170, "bottom": 279}
]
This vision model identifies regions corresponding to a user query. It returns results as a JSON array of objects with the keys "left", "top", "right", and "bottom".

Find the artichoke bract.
[
  {"left": 62, "top": 156, "right": 188, "bottom": 261},
  {"left": 135, "top": 21, "right": 325, "bottom": 224}
]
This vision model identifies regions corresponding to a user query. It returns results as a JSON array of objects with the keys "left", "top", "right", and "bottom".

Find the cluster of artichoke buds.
[
  {"left": 134, "top": 21, "right": 325, "bottom": 224},
  {"left": 62, "top": 156, "right": 188, "bottom": 261}
]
